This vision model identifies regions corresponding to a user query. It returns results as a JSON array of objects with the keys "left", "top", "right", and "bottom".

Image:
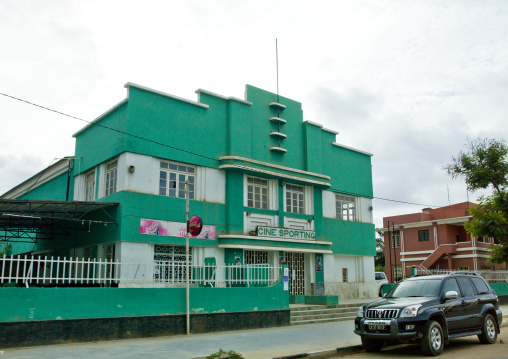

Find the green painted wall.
[
  {"left": 0, "top": 276, "right": 288, "bottom": 322},
  {"left": 322, "top": 142, "right": 373, "bottom": 198},
  {"left": 19, "top": 173, "right": 68, "bottom": 201},
  {"left": 74, "top": 102, "right": 128, "bottom": 174},
  {"left": 315, "top": 253, "right": 324, "bottom": 283},
  {"left": 20, "top": 83, "right": 374, "bottom": 260},
  {"left": 323, "top": 218, "right": 376, "bottom": 256},
  {"left": 489, "top": 283, "right": 508, "bottom": 296},
  {"left": 225, "top": 171, "right": 244, "bottom": 235},
  {"left": 224, "top": 248, "right": 244, "bottom": 265}
]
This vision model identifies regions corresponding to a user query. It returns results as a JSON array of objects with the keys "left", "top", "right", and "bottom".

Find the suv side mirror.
[{"left": 445, "top": 291, "right": 458, "bottom": 300}]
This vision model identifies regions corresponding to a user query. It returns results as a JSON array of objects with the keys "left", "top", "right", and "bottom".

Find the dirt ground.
[{"left": 332, "top": 329, "right": 508, "bottom": 359}]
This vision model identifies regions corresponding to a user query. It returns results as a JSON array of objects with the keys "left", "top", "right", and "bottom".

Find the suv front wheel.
[
  {"left": 420, "top": 320, "right": 444, "bottom": 356},
  {"left": 478, "top": 314, "right": 497, "bottom": 344}
]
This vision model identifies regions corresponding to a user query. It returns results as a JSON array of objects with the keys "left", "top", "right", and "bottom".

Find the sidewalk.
[{"left": 3, "top": 303, "right": 508, "bottom": 359}]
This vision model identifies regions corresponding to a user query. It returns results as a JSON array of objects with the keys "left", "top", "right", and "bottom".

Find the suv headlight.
[
  {"left": 399, "top": 304, "right": 422, "bottom": 318},
  {"left": 357, "top": 306, "right": 364, "bottom": 318}
]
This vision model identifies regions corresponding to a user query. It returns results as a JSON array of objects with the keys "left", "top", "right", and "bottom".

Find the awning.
[{"left": 0, "top": 199, "right": 118, "bottom": 243}]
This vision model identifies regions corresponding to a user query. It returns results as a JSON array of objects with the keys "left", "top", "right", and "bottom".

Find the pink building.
[{"left": 380, "top": 202, "right": 505, "bottom": 283}]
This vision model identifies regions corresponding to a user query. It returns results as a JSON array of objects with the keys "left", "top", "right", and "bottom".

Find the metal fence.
[
  {"left": 0, "top": 255, "right": 281, "bottom": 288},
  {"left": 418, "top": 268, "right": 508, "bottom": 283}
]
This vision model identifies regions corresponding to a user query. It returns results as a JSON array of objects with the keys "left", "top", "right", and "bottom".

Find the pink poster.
[{"left": 140, "top": 218, "right": 215, "bottom": 240}]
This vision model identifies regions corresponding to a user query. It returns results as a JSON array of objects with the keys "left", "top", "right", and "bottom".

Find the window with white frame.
[
  {"left": 336, "top": 195, "right": 355, "bottom": 221},
  {"left": 85, "top": 170, "right": 96, "bottom": 201},
  {"left": 105, "top": 159, "right": 118, "bottom": 196},
  {"left": 159, "top": 161, "right": 195, "bottom": 199},
  {"left": 247, "top": 176, "right": 269, "bottom": 209},
  {"left": 286, "top": 184, "right": 305, "bottom": 214}
]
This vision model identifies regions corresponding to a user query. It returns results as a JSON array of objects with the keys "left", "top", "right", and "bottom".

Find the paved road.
[
  {"left": 3, "top": 304, "right": 507, "bottom": 359},
  {"left": 2, "top": 320, "right": 360, "bottom": 359},
  {"left": 333, "top": 329, "right": 508, "bottom": 359}
]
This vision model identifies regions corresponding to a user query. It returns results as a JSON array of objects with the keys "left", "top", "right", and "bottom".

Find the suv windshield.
[{"left": 388, "top": 279, "right": 442, "bottom": 298}]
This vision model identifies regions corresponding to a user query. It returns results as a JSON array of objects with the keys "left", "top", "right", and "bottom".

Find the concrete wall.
[
  {"left": 0, "top": 276, "right": 288, "bottom": 322},
  {"left": 323, "top": 254, "right": 377, "bottom": 299}
]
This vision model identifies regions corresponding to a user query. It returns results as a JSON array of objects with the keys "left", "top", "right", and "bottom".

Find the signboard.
[
  {"left": 188, "top": 215, "right": 203, "bottom": 236},
  {"left": 140, "top": 218, "right": 215, "bottom": 240},
  {"left": 257, "top": 226, "right": 316, "bottom": 240}
]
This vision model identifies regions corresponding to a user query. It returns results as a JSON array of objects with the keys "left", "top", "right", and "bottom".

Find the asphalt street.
[{"left": 2, "top": 304, "right": 507, "bottom": 359}]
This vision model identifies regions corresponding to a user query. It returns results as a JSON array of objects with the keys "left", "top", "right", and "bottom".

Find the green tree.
[
  {"left": 445, "top": 137, "right": 508, "bottom": 265},
  {"left": 375, "top": 230, "right": 385, "bottom": 270}
]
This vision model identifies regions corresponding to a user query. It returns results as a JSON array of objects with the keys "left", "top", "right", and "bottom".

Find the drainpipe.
[{"left": 65, "top": 159, "right": 73, "bottom": 201}]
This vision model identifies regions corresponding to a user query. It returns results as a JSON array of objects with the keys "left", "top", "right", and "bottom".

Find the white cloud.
[{"left": 0, "top": 0, "right": 507, "bottom": 227}]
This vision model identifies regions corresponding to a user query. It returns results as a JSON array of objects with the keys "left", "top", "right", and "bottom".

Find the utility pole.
[
  {"left": 393, "top": 222, "right": 397, "bottom": 280},
  {"left": 387, "top": 221, "right": 392, "bottom": 283},
  {"left": 185, "top": 180, "right": 190, "bottom": 335}
]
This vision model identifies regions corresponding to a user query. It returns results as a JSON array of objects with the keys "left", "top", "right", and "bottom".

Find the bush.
[{"left": 205, "top": 348, "right": 244, "bottom": 359}]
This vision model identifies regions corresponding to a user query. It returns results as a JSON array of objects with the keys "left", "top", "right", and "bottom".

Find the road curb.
[{"left": 272, "top": 345, "right": 365, "bottom": 359}]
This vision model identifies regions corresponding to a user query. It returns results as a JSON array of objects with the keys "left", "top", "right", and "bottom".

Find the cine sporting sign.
[{"left": 257, "top": 226, "right": 316, "bottom": 240}]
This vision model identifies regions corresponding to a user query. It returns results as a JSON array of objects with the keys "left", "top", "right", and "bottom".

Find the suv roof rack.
[{"left": 448, "top": 271, "right": 479, "bottom": 276}]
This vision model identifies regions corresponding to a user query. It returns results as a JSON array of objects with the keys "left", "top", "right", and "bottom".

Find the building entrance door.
[{"left": 284, "top": 252, "right": 305, "bottom": 295}]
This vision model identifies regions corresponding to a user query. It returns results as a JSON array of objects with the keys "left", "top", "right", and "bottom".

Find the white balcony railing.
[
  {"left": 0, "top": 255, "right": 281, "bottom": 288},
  {"left": 417, "top": 268, "right": 508, "bottom": 283}
]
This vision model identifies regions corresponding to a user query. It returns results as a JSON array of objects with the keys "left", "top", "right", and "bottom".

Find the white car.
[{"left": 375, "top": 271, "right": 388, "bottom": 296}]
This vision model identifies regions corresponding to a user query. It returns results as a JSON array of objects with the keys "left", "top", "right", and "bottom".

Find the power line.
[
  {"left": 0, "top": 92, "right": 220, "bottom": 164},
  {"left": 0, "top": 91, "right": 457, "bottom": 208}
]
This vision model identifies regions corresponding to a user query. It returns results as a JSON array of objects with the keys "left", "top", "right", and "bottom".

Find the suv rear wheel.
[
  {"left": 420, "top": 320, "right": 444, "bottom": 356},
  {"left": 478, "top": 313, "right": 497, "bottom": 344},
  {"left": 361, "top": 336, "right": 384, "bottom": 352}
]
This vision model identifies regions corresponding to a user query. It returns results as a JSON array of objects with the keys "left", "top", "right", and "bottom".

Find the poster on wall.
[
  {"left": 140, "top": 218, "right": 216, "bottom": 240},
  {"left": 316, "top": 257, "right": 322, "bottom": 272}
]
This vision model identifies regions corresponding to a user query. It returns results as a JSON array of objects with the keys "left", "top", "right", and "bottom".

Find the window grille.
[
  {"left": 457, "top": 266, "right": 469, "bottom": 271},
  {"left": 154, "top": 245, "right": 192, "bottom": 281},
  {"left": 336, "top": 195, "right": 355, "bottom": 221},
  {"left": 159, "top": 161, "right": 195, "bottom": 199},
  {"left": 85, "top": 170, "right": 96, "bottom": 201},
  {"left": 286, "top": 184, "right": 304, "bottom": 214},
  {"left": 105, "top": 159, "right": 118, "bottom": 196},
  {"left": 247, "top": 177, "right": 269, "bottom": 209},
  {"left": 244, "top": 250, "right": 268, "bottom": 264}
]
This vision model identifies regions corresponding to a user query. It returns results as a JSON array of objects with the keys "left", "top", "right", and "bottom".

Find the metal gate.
[{"left": 285, "top": 252, "right": 305, "bottom": 295}]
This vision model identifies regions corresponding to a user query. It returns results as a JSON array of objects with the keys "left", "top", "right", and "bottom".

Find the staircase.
[
  {"left": 420, "top": 244, "right": 456, "bottom": 269},
  {"left": 290, "top": 301, "right": 371, "bottom": 325}
]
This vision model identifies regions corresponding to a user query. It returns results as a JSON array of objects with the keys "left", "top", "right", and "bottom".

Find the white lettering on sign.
[{"left": 257, "top": 226, "right": 316, "bottom": 240}]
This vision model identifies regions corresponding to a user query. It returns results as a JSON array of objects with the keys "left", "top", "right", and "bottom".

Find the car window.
[
  {"left": 388, "top": 279, "right": 441, "bottom": 298},
  {"left": 375, "top": 273, "right": 386, "bottom": 280},
  {"left": 442, "top": 278, "right": 461, "bottom": 297},
  {"left": 457, "top": 277, "right": 475, "bottom": 296},
  {"left": 471, "top": 277, "right": 489, "bottom": 294}
]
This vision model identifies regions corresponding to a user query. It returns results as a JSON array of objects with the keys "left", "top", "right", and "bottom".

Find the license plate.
[{"left": 369, "top": 324, "right": 386, "bottom": 330}]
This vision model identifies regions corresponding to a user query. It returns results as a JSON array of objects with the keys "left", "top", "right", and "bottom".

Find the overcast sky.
[{"left": 1, "top": 0, "right": 507, "bottom": 229}]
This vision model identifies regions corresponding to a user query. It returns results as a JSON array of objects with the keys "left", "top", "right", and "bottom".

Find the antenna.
[
  {"left": 276, "top": 39, "right": 281, "bottom": 147},
  {"left": 447, "top": 183, "right": 450, "bottom": 205},
  {"left": 276, "top": 38, "right": 279, "bottom": 105}
]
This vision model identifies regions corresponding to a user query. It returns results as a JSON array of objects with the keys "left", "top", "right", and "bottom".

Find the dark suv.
[{"left": 354, "top": 273, "right": 502, "bottom": 356}]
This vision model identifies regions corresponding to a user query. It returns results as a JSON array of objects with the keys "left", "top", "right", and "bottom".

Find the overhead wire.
[{"left": 1, "top": 91, "right": 460, "bottom": 208}]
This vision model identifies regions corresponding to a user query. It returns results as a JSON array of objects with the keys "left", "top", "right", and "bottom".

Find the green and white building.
[{"left": 2, "top": 83, "right": 376, "bottom": 299}]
